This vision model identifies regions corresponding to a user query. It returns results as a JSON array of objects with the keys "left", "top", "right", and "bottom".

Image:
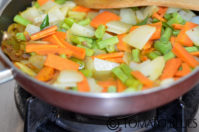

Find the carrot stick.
[
  {"left": 140, "top": 56, "right": 148, "bottom": 61},
  {"left": 143, "top": 40, "right": 153, "bottom": 50},
  {"left": 172, "top": 41, "right": 199, "bottom": 68},
  {"left": 98, "top": 79, "right": 116, "bottom": 92},
  {"left": 30, "top": 26, "right": 57, "bottom": 41},
  {"left": 44, "top": 54, "right": 79, "bottom": 71},
  {"left": 34, "top": 48, "right": 73, "bottom": 57},
  {"left": 172, "top": 24, "right": 184, "bottom": 30},
  {"left": 25, "top": 44, "right": 59, "bottom": 53},
  {"left": 55, "top": 31, "right": 67, "bottom": 39},
  {"left": 175, "top": 63, "right": 191, "bottom": 77},
  {"left": 176, "top": 22, "right": 198, "bottom": 46},
  {"left": 90, "top": 11, "right": 120, "bottom": 28},
  {"left": 149, "top": 22, "right": 162, "bottom": 40},
  {"left": 38, "top": 0, "right": 54, "bottom": 6},
  {"left": 35, "top": 66, "right": 55, "bottom": 82},
  {"left": 157, "top": 7, "right": 168, "bottom": 17},
  {"left": 105, "top": 58, "right": 124, "bottom": 63},
  {"left": 152, "top": 12, "right": 166, "bottom": 22},
  {"left": 160, "top": 58, "right": 182, "bottom": 80},
  {"left": 72, "top": 6, "right": 91, "bottom": 13},
  {"left": 77, "top": 73, "right": 90, "bottom": 92},
  {"left": 117, "top": 79, "right": 126, "bottom": 92},
  {"left": 117, "top": 34, "right": 131, "bottom": 52},
  {"left": 131, "top": 71, "right": 154, "bottom": 87},
  {"left": 190, "top": 51, "right": 199, "bottom": 56},
  {"left": 94, "top": 52, "right": 124, "bottom": 59},
  {"left": 51, "top": 34, "right": 66, "bottom": 47}
]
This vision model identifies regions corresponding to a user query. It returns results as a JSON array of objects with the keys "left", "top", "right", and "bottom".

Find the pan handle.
[{"left": 0, "top": 69, "right": 13, "bottom": 84}]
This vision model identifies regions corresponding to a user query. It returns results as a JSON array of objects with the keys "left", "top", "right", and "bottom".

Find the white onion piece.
[
  {"left": 136, "top": 10, "right": 145, "bottom": 22},
  {"left": 123, "top": 25, "right": 156, "bottom": 49},
  {"left": 103, "top": 33, "right": 113, "bottom": 40},
  {"left": 94, "top": 58, "right": 119, "bottom": 71},
  {"left": 25, "top": 24, "right": 40, "bottom": 35},
  {"left": 40, "top": 1, "right": 60, "bottom": 11},
  {"left": 57, "top": 70, "right": 83, "bottom": 83},
  {"left": 70, "top": 23, "right": 95, "bottom": 37},
  {"left": 21, "top": 7, "right": 41, "bottom": 22},
  {"left": 120, "top": 8, "right": 137, "bottom": 25},
  {"left": 166, "top": 8, "right": 180, "bottom": 14},
  {"left": 53, "top": 82, "right": 77, "bottom": 90},
  {"left": 34, "top": 14, "right": 46, "bottom": 24},
  {"left": 87, "top": 78, "right": 103, "bottom": 93},
  {"left": 48, "top": 7, "right": 65, "bottom": 24},
  {"left": 143, "top": 6, "right": 159, "bottom": 18},
  {"left": 60, "top": 6, "right": 69, "bottom": 17},
  {"left": 178, "top": 10, "right": 196, "bottom": 22},
  {"left": 160, "top": 78, "right": 175, "bottom": 86},
  {"left": 62, "top": 1, "right": 76, "bottom": 9},
  {"left": 106, "top": 21, "right": 132, "bottom": 34},
  {"left": 191, "top": 16, "right": 199, "bottom": 25},
  {"left": 186, "top": 26, "right": 199, "bottom": 46}
]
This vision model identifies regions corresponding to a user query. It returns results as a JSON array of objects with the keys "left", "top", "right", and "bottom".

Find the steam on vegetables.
[{"left": 2, "top": 0, "right": 199, "bottom": 93}]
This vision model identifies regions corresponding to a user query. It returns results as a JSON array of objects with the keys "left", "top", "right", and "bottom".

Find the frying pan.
[{"left": 0, "top": 0, "right": 199, "bottom": 116}]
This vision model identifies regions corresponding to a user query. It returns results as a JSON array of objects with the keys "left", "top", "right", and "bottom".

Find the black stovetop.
[{"left": 14, "top": 84, "right": 199, "bottom": 132}]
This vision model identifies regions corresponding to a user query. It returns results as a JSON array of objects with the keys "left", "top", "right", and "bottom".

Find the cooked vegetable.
[
  {"left": 106, "top": 21, "right": 132, "bottom": 34},
  {"left": 14, "top": 15, "right": 31, "bottom": 26},
  {"left": 132, "top": 49, "right": 140, "bottom": 63},
  {"left": 40, "top": 15, "right": 49, "bottom": 30},
  {"left": 35, "top": 66, "right": 54, "bottom": 82},
  {"left": 186, "top": 26, "right": 199, "bottom": 46},
  {"left": 120, "top": 8, "right": 137, "bottom": 25}
]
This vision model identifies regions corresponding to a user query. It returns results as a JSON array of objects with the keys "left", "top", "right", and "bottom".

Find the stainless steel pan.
[{"left": 0, "top": 0, "right": 199, "bottom": 116}]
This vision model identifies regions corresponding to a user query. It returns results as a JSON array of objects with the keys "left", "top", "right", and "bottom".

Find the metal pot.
[{"left": 0, "top": 0, "right": 199, "bottom": 116}]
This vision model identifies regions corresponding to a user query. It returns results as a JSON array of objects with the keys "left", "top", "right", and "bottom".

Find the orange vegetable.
[
  {"left": 44, "top": 54, "right": 79, "bottom": 71},
  {"left": 157, "top": 7, "right": 168, "bottom": 17},
  {"left": 129, "top": 26, "right": 139, "bottom": 32},
  {"left": 176, "top": 22, "right": 198, "bottom": 46},
  {"left": 140, "top": 56, "right": 148, "bottom": 61},
  {"left": 149, "top": 22, "right": 162, "bottom": 40},
  {"left": 117, "top": 79, "right": 126, "bottom": 92},
  {"left": 152, "top": 12, "right": 166, "bottom": 22},
  {"left": 190, "top": 51, "right": 199, "bottom": 56},
  {"left": 131, "top": 71, "right": 154, "bottom": 87},
  {"left": 30, "top": 26, "right": 58, "bottom": 41},
  {"left": 55, "top": 31, "right": 67, "bottom": 39},
  {"left": 35, "top": 66, "right": 55, "bottom": 82},
  {"left": 175, "top": 63, "right": 191, "bottom": 77},
  {"left": 51, "top": 34, "right": 66, "bottom": 47},
  {"left": 117, "top": 34, "right": 131, "bottom": 52},
  {"left": 72, "top": 6, "right": 91, "bottom": 13},
  {"left": 90, "top": 11, "right": 120, "bottom": 28},
  {"left": 94, "top": 52, "right": 124, "bottom": 59},
  {"left": 34, "top": 48, "right": 73, "bottom": 57},
  {"left": 105, "top": 58, "right": 124, "bottom": 63},
  {"left": 172, "top": 41, "right": 199, "bottom": 68},
  {"left": 77, "top": 73, "right": 90, "bottom": 92},
  {"left": 98, "top": 79, "right": 116, "bottom": 92},
  {"left": 160, "top": 58, "right": 182, "bottom": 80},
  {"left": 26, "top": 44, "right": 59, "bottom": 53},
  {"left": 38, "top": 0, "right": 54, "bottom": 6},
  {"left": 143, "top": 40, "right": 153, "bottom": 50},
  {"left": 172, "top": 24, "right": 184, "bottom": 30}
]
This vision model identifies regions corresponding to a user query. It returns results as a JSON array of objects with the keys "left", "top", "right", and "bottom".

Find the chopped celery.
[
  {"left": 95, "top": 25, "right": 106, "bottom": 39},
  {"left": 124, "top": 87, "right": 138, "bottom": 93},
  {"left": 34, "top": 2, "right": 40, "bottom": 8},
  {"left": 55, "top": 0, "right": 67, "bottom": 4},
  {"left": 125, "top": 78, "right": 142, "bottom": 89},
  {"left": 148, "top": 51, "right": 160, "bottom": 60},
  {"left": 78, "top": 18, "right": 91, "bottom": 26},
  {"left": 64, "top": 18, "right": 75, "bottom": 27},
  {"left": 40, "top": 15, "right": 49, "bottom": 30},
  {"left": 97, "top": 36, "right": 119, "bottom": 49},
  {"left": 152, "top": 18, "right": 160, "bottom": 23},
  {"left": 160, "top": 27, "right": 172, "bottom": 42},
  {"left": 185, "top": 46, "right": 198, "bottom": 52},
  {"left": 14, "top": 15, "right": 31, "bottom": 26},
  {"left": 106, "top": 45, "right": 115, "bottom": 53},
  {"left": 132, "top": 49, "right": 140, "bottom": 63},
  {"left": 61, "top": 23, "right": 70, "bottom": 30},
  {"left": 173, "top": 30, "right": 180, "bottom": 36},
  {"left": 167, "top": 13, "right": 185, "bottom": 26},
  {"left": 164, "top": 51, "right": 176, "bottom": 61},
  {"left": 77, "top": 45, "right": 94, "bottom": 56},
  {"left": 15, "top": 62, "right": 36, "bottom": 77},
  {"left": 60, "top": 54, "right": 67, "bottom": 58},
  {"left": 70, "top": 35, "right": 93, "bottom": 48},
  {"left": 70, "top": 58, "right": 85, "bottom": 70},
  {"left": 137, "top": 16, "right": 149, "bottom": 26},
  {"left": 164, "top": 13, "right": 172, "bottom": 20},
  {"left": 80, "top": 69, "right": 93, "bottom": 78},
  {"left": 154, "top": 41, "right": 172, "bottom": 55},
  {"left": 112, "top": 67, "right": 128, "bottom": 83},
  {"left": 16, "top": 33, "right": 26, "bottom": 41},
  {"left": 108, "top": 86, "right": 117, "bottom": 93},
  {"left": 68, "top": 11, "right": 86, "bottom": 21},
  {"left": 120, "top": 64, "right": 132, "bottom": 78}
]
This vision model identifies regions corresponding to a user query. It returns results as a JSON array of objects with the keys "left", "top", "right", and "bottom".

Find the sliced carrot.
[
  {"left": 30, "top": 26, "right": 57, "bottom": 41},
  {"left": 35, "top": 66, "right": 55, "bottom": 82},
  {"left": 129, "top": 26, "right": 139, "bottom": 32},
  {"left": 152, "top": 12, "right": 166, "bottom": 22},
  {"left": 77, "top": 73, "right": 90, "bottom": 92},
  {"left": 176, "top": 22, "right": 198, "bottom": 46},
  {"left": 105, "top": 58, "right": 124, "bottom": 63},
  {"left": 34, "top": 48, "right": 73, "bottom": 57},
  {"left": 175, "top": 63, "right": 191, "bottom": 77},
  {"left": 94, "top": 52, "right": 124, "bottom": 59},
  {"left": 160, "top": 58, "right": 182, "bottom": 80},
  {"left": 90, "top": 11, "right": 120, "bottom": 28},
  {"left": 142, "top": 86, "right": 153, "bottom": 91},
  {"left": 172, "top": 41, "right": 199, "bottom": 68},
  {"left": 117, "top": 34, "right": 131, "bottom": 52},
  {"left": 38, "top": 0, "right": 54, "bottom": 6},
  {"left": 143, "top": 40, "right": 153, "bottom": 50},
  {"left": 44, "top": 54, "right": 79, "bottom": 71},
  {"left": 157, "top": 7, "right": 168, "bottom": 17},
  {"left": 190, "top": 51, "right": 199, "bottom": 56},
  {"left": 117, "top": 79, "right": 126, "bottom": 92},
  {"left": 149, "top": 22, "right": 162, "bottom": 40},
  {"left": 172, "top": 24, "right": 184, "bottom": 30},
  {"left": 98, "top": 79, "right": 116, "bottom": 92},
  {"left": 140, "top": 56, "right": 148, "bottom": 61},
  {"left": 26, "top": 44, "right": 59, "bottom": 53},
  {"left": 55, "top": 31, "right": 67, "bottom": 39},
  {"left": 72, "top": 6, "right": 91, "bottom": 13}
]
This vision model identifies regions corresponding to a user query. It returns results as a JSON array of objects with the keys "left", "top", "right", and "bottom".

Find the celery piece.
[
  {"left": 154, "top": 41, "right": 172, "bottom": 55},
  {"left": 124, "top": 87, "right": 138, "bottom": 93},
  {"left": 70, "top": 35, "right": 93, "bottom": 48},
  {"left": 132, "top": 49, "right": 140, "bottom": 63},
  {"left": 120, "top": 64, "right": 132, "bottom": 78},
  {"left": 97, "top": 36, "right": 119, "bottom": 49},
  {"left": 137, "top": 16, "right": 149, "bottom": 26},
  {"left": 14, "top": 15, "right": 31, "bottom": 26},
  {"left": 34, "top": 2, "right": 40, "bottom": 8},
  {"left": 173, "top": 30, "right": 180, "bottom": 36},
  {"left": 15, "top": 62, "right": 36, "bottom": 77},
  {"left": 80, "top": 69, "right": 93, "bottom": 78},
  {"left": 164, "top": 13, "right": 172, "bottom": 20},
  {"left": 106, "top": 45, "right": 115, "bottom": 53},
  {"left": 148, "top": 51, "right": 160, "bottom": 60},
  {"left": 70, "top": 58, "right": 85, "bottom": 70},
  {"left": 61, "top": 23, "right": 70, "bottom": 30},
  {"left": 16, "top": 33, "right": 26, "bottom": 41},
  {"left": 68, "top": 11, "right": 86, "bottom": 21},
  {"left": 125, "top": 78, "right": 142, "bottom": 88},
  {"left": 72, "top": 87, "right": 78, "bottom": 91},
  {"left": 185, "top": 46, "right": 198, "bottom": 52},
  {"left": 167, "top": 13, "right": 185, "bottom": 26},
  {"left": 152, "top": 18, "right": 160, "bottom": 23},
  {"left": 60, "top": 54, "right": 67, "bottom": 58},
  {"left": 112, "top": 67, "right": 128, "bottom": 83},
  {"left": 77, "top": 45, "right": 94, "bottom": 56},
  {"left": 160, "top": 27, "right": 172, "bottom": 42},
  {"left": 78, "top": 18, "right": 91, "bottom": 26},
  {"left": 95, "top": 25, "right": 106, "bottom": 39},
  {"left": 64, "top": 18, "right": 75, "bottom": 27},
  {"left": 108, "top": 86, "right": 117, "bottom": 93},
  {"left": 164, "top": 51, "right": 176, "bottom": 61},
  {"left": 40, "top": 15, "right": 49, "bottom": 30},
  {"left": 55, "top": 0, "right": 67, "bottom": 4}
]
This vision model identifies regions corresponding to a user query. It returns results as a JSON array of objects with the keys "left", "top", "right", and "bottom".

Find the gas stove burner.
[{"left": 14, "top": 84, "right": 199, "bottom": 132}]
